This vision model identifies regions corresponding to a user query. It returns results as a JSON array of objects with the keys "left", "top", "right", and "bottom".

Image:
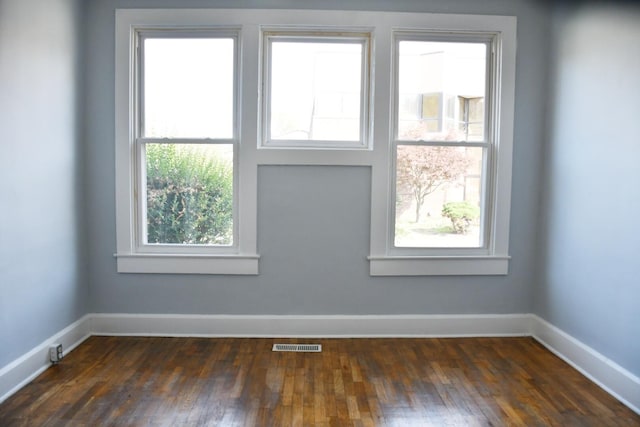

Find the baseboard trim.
[
  {"left": 2, "top": 313, "right": 638, "bottom": 416},
  {"left": 531, "top": 315, "right": 640, "bottom": 415},
  {"left": 0, "top": 315, "right": 91, "bottom": 404},
  {"left": 90, "top": 313, "right": 531, "bottom": 338}
]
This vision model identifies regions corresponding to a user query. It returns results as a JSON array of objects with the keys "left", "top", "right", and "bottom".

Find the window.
[
  {"left": 115, "top": 9, "right": 515, "bottom": 275},
  {"left": 115, "top": 17, "right": 258, "bottom": 274},
  {"left": 142, "top": 35, "right": 235, "bottom": 247},
  {"left": 459, "top": 97, "right": 484, "bottom": 140},
  {"left": 393, "top": 39, "right": 488, "bottom": 249},
  {"left": 368, "top": 18, "right": 516, "bottom": 276},
  {"left": 420, "top": 93, "right": 443, "bottom": 132},
  {"left": 261, "top": 31, "right": 371, "bottom": 149}
]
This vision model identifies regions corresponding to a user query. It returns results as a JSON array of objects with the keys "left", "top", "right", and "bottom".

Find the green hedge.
[
  {"left": 146, "top": 144, "right": 233, "bottom": 245},
  {"left": 441, "top": 201, "right": 480, "bottom": 234}
]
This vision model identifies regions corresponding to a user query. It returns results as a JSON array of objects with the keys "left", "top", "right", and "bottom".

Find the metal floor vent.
[{"left": 272, "top": 344, "right": 322, "bottom": 352}]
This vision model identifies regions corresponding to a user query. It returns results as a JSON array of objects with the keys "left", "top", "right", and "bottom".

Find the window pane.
[
  {"left": 143, "top": 38, "right": 234, "bottom": 139},
  {"left": 395, "top": 145, "right": 483, "bottom": 248},
  {"left": 269, "top": 41, "right": 363, "bottom": 141},
  {"left": 145, "top": 144, "right": 233, "bottom": 245},
  {"left": 397, "top": 41, "right": 486, "bottom": 142}
]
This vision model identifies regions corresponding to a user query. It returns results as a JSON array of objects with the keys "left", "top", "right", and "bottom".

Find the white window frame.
[
  {"left": 115, "top": 12, "right": 261, "bottom": 274},
  {"left": 114, "top": 9, "right": 515, "bottom": 276},
  {"left": 369, "top": 17, "right": 516, "bottom": 276},
  {"left": 389, "top": 34, "right": 493, "bottom": 254},
  {"left": 260, "top": 30, "right": 372, "bottom": 149},
  {"left": 137, "top": 30, "right": 238, "bottom": 253}
]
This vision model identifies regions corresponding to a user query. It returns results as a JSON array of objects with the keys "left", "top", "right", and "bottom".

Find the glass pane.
[
  {"left": 395, "top": 145, "right": 484, "bottom": 248},
  {"left": 397, "top": 41, "right": 486, "bottom": 142},
  {"left": 143, "top": 38, "right": 234, "bottom": 139},
  {"left": 270, "top": 41, "right": 363, "bottom": 141},
  {"left": 458, "top": 97, "right": 484, "bottom": 140},
  {"left": 145, "top": 144, "right": 233, "bottom": 245}
]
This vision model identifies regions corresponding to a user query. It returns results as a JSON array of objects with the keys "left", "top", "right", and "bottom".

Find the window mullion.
[
  {"left": 138, "top": 137, "right": 237, "bottom": 145},
  {"left": 394, "top": 140, "right": 490, "bottom": 148}
]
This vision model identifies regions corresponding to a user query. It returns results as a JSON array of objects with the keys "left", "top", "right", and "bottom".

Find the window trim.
[
  {"left": 115, "top": 9, "right": 516, "bottom": 276},
  {"left": 390, "top": 33, "right": 494, "bottom": 256},
  {"left": 368, "top": 17, "right": 516, "bottom": 276},
  {"left": 115, "top": 11, "right": 260, "bottom": 274}
]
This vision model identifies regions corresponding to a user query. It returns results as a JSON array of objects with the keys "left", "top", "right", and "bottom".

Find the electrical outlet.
[{"left": 49, "top": 344, "right": 63, "bottom": 364}]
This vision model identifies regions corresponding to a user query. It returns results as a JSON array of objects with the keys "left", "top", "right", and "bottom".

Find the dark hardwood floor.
[{"left": 0, "top": 336, "right": 638, "bottom": 426}]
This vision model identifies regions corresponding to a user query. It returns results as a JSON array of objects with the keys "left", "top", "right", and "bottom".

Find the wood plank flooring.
[{"left": 0, "top": 336, "right": 638, "bottom": 426}]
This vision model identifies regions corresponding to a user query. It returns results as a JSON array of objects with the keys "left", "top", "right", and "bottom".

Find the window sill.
[
  {"left": 368, "top": 255, "right": 510, "bottom": 276},
  {"left": 115, "top": 253, "right": 260, "bottom": 275}
]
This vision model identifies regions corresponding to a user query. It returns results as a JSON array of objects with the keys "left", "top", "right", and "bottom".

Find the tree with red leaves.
[{"left": 396, "top": 144, "right": 470, "bottom": 223}]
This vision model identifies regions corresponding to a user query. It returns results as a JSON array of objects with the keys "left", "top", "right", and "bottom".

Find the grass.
[{"left": 396, "top": 218, "right": 457, "bottom": 236}]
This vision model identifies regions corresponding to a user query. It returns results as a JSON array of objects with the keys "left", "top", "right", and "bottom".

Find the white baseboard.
[
  {"left": 90, "top": 313, "right": 531, "bottom": 338},
  {"left": 531, "top": 315, "right": 640, "bottom": 415},
  {"left": 2, "top": 313, "right": 638, "bottom": 416},
  {"left": 0, "top": 315, "right": 91, "bottom": 404}
]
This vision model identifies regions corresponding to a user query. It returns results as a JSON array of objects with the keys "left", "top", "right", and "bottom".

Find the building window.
[
  {"left": 419, "top": 92, "right": 443, "bottom": 132},
  {"left": 261, "top": 31, "right": 371, "bottom": 149},
  {"left": 459, "top": 96, "right": 484, "bottom": 141}
]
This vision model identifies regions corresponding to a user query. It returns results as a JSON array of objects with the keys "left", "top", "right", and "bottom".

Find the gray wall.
[
  {"left": 0, "top": 0, "right": 87, "bottom": 367},
  {"left": 2, "top": 0, "right": 637, "bottom": 386},
  {"left": 84, "top": 0, "right": 549, "bottom": 315},
  {"left": 536, "top": 3, "right": 640, "bottom": 377}
]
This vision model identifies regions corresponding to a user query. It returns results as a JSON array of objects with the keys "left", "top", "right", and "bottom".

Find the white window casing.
[
  {"left": 114, "top": 9, "right": 516, "bottom": 275},
  {"left": 368, "top": 14, "right": 516, "bottom": 276}
]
